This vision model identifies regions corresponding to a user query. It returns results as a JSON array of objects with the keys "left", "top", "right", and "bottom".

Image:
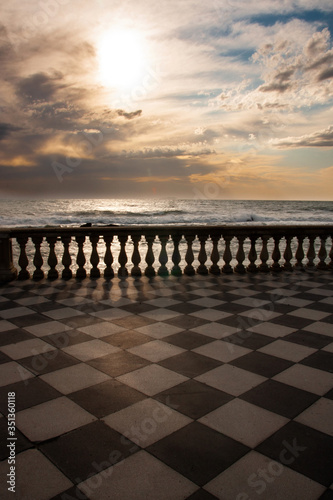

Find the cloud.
[
  {"left": 118, "top": 145, "right": 216, "bottom": 159},
  {"left": 15, "top": 71, "right": 67, "bottom": 103},
  {"left": 117, "top": 109, "right": 142, "bottom": 119},
  {"left": 0, "top": 122, "right": 21, "bottom": 140},
  {"left": 218, "top": 27, "right": 333, "bottom": 111},
  {"left": 270, "top": 125, "right": 333, "bottom": 148}
]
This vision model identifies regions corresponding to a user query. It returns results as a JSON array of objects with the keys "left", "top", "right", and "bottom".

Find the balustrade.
[{"left": 0, "top": 225, "right": 332, "bottom": 282}]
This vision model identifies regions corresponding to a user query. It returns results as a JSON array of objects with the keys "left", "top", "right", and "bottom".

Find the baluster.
[
  {"left": 328, "top": 238, "right": 333, "bottom": 270},
  {"left": 131, "top": 234, "right": 142, "bottom": 277},
  {"left": 32, "top": 235, "right": 44, "bottom": 280},
  {"left": 158, "top": 235, "right": 169, "bottom": 276},
  {"left": 197, "top": 234, "right": 208, "bottom": 275},
  {"left": 89, "top": 235, "right": 100, "bottom": 278},
  {"left": 145, "top": 235, "right": 156, "bottom": 277},
  {"left": 247, "top": 236, "right": 258, "bottom": 273},
  {"left": 271, "top": 236, "right": 282, "bottom": 272},
  {"left": 118, "top": 235, "right": 128, "bottom": 277},
  {"left": 306, "top": 236, "right": 316, "bottom": 268},
  {"left": 294, "top": 235, "right": 305, "bottom": 269},
  {"left": 0, "top": 235, "right": 17, "bottom": 282},
  {"left": 259, "top": 235, "right": 269, "bottom": 273},
  {"left": 17, "top": 236, "right": 30, "bottom": 280},
  {"left": 75, "top": 235, "right": 86, "bottom": 279},
  {"left": 209, "top": 234, "right": 221, "bottom": 274},
  {"left": 184, "top": 234, "right": 195, "bottom": 276},
  {"left": 61, "top": 235, "right": 72, "bottom": 280},
  {"left": 103, "top": 235, "right": 114, "bottom": 279},
  {"left": 222, "top": 235, "right": 233, "bottom": 273},
  {"left": 46, "top": 236, "right": 58, "bottom": 280},
  {"left": 235, "top": 236, "right": 246, "bottom": 274},
  {"left": 171, "top": 235, "right": 182, "bottom": 276},
  {"left": 317, "top": 236, "right": 328, "bottom": 270},
  {"left": 283, "top": 236, "right": 293, "bottom": 271}
]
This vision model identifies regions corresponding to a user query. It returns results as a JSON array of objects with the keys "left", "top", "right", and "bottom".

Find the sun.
[{"left": 98, "top": 28, "right": 147, "bottom": 90}]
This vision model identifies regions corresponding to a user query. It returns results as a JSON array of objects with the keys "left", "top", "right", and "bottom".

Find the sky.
[{"left": 0, "top": 0, "right": 333, "bottom": 200}]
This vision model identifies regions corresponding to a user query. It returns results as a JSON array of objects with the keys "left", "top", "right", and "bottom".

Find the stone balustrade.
[{"left": 0, "top": 225, "right": 332, "bottom": 282}]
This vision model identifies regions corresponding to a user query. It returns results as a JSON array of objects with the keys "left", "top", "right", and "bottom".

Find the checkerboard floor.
[{"left": 0, "top": 271, "right": 332, "bottom": 499}]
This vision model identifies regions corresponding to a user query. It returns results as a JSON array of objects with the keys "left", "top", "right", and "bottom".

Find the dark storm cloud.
[
  {"left": 271, "top": 125, "right": 333, "bottom": 148},
  {"left": 0, "top": 123, "right": 22, "bottom": 141},
  {"left": 116, "top": 109, "right": 142, "bottom": 119},
  {"left": 317, "top": 67, "right": 333, "bottom": 81},
  {"left": 16, "top": 71, "right": 67, "bottom": 103}
]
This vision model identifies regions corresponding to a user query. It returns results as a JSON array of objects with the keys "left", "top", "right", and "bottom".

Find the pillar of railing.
[
  {"left": 145, "top": 235, "right": 155, "bottom": 277},
  {"left": 317, "top": 236, "right": 328, "bottom": 270},
  {"left": 103, "top": 235, "right": 114, "bottom": 279},
  {"left": 222, "top": 236, "right": 233, "bottom": 274},
  {"left": 0, "top": 233, "right": 18, "bottom": 282},
  {"left": 259, "top": 235, "right": 270, "bottom": 273},
  {"left": 184, "top": 234, "right": 195, "bottom": 276},
  {"left": 247, "top": 236, "right": 258, "bottom": 273},
  {"left": 17, "top": 235, "right": 30, "bottom": 280},
  {"left": 76, "top": 235, "right": 87, "bottom": 279},
  {"left": 171, "top": 235, "right": 182, "bottom": 276},
  {"left": 283, "top": 236, "right": 293, "bottom": 271},
  {"left": 32, "top": 235, "right": 44, "bottom": 280},
  {"left": 209, "top": 234, "right": 221, "bottom": 275},
  {"left": 46, "top": 236, "right": 58, "bottom": 280},
  {"left": 158, "top": 235, "right": 169, "bottom": 276}
]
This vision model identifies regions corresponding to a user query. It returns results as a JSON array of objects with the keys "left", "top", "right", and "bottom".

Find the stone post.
[{"left": 0, "top": 233, "right": 18, "bottom": 282}]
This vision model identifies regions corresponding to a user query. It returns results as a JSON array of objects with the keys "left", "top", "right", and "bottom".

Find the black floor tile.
[
  {"left": 59, "top": 315, "right": 104, "bottom": 328},
  {"left": 147, "top": 422, "right": 249, "bottom": 486},
  {"left": 270, "top": 315, "right": 313, "bottom": 329},
  {"left": 29, "top": 302, "right": 66, "bottom": 313},
  {"left": 68, "top": 379, "right": 146, "bottom": 417},
  {"left": 120, "top": 303, "right": 156, "bottom": 314},
  {"left": 87, "top": 351, "right": 150, "bottom": 377},
  {"left": 324, "top": 388, "right": 333, "bottom": 400},
  {"left": 159, "top": 351, "right": 222, "bottom": 378},
  {"left": 154, "top": 379, "right": 233, "bottom": 419},
  {"left": 230, "top": 351, "right": 293, "bottom": 378},
  {"left": 0, "top": 351, "right": 12, "bottom": 364},
  {"left": 0, "top": 328, "right": 34, "bottom": 346},
  {"left": 43, "top": 330, "right": 94, "bottom": 348},
  {"left": 300, "top": 350, "right": 333, "bottom": 373},
  {"left": 163, "top": 331, "right": 213, "bottom": 350},
  {"left": 0, "top": 378, "right": 61, "bottom": 413},
  {"left": 40, "top": 420, "right": 139, "bottom": 483},
  {"left": 0, "top": 418, "right": 33, "bottom": 460},
  {"left": 256, "top": 421, "right": 333, "bottom": 487},
  {"left": 240, "top": 379, "right": 319, "bottom": 419},
  {"left": 112, "top": 315, "right": 155, "bottom": 329},
  {"left": 19, "top": 350, "right": 80, "bottom": 375},
  {"left": 283, "top": 330, "right": 333, "bottom": 349},
  {"left": 10, "top": 314, "right": 52, "bottom": 328},
  {"left": 0, "top": 300, "right": 18, "bottom": 311},
  {"left": 102, "top": 330, "right": 151, "bottom": 349},
  {"left": 223, "top": 331, "right": 275, "bottom": 350},
  {"left": 186, "top": 489, "right": 219, "bottom": 500},
  {"left": 49, "top": 486, "right": 89, "bottom": 500},
  {"left": 165, "top": 315, "right": 208, "bottom": 330},
  {"left": 169, "top": 303, "right": 204, "bottom": 314},
  {"left": 212, "top": 303, "right": 249, "bottom": 314},
  {"left": 321, "top": 314, "right": 333, "bottom": 324},
  {"left": 319, "top": 489, "right": 333, "bottom": 500}
]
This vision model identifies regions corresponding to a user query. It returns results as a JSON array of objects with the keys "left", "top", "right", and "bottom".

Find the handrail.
[{"left": 0, "top": 224, "right": 332, "bottom": 282}]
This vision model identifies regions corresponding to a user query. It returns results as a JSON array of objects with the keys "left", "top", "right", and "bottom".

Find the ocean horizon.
[{"left": 1, "top": 198, "right": 333, "bottom": 228}]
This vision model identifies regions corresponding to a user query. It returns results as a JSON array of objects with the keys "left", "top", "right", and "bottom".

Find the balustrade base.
[{"left": 0, "top": 267, "right": 18, "bottom": 283}]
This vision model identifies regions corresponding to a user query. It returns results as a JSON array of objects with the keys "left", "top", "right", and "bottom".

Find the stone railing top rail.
[{"left": 1, "top": 223, "right": 333, "bottom": 237}]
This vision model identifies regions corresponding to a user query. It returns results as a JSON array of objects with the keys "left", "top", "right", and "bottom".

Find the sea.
[
  {"left": 1, "top": 199, "right": 332, "bottom": 274},
  {"left": 0, "top": 198, "right": 333, "bottom": 227}
]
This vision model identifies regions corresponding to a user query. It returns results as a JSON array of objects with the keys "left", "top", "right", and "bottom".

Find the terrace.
[{"left": 0, "top": 225, "right": 332, "bottom": 499}]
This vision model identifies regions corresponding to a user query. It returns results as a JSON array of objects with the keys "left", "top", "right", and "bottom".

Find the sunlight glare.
[{"left": 98, "top": 28, "right": 146, "bottom": 90}]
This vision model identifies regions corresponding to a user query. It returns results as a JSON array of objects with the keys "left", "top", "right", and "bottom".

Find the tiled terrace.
[{"left": 0, "top": 270, "right": 332, "bottom": 500}]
